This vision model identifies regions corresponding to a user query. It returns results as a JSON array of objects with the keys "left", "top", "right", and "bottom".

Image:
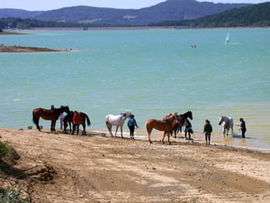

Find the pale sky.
[{"left": 0, "top": 0, "right": 267, "bottom": 11}]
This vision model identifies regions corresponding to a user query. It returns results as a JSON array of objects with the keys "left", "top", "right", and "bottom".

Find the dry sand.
[{"left": 0, "top": 128, "right": 270, "bottom": 202}]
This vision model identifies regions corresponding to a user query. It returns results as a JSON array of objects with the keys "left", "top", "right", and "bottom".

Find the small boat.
[{"left": 225, "top": 32, "right": 230, "bottom": 45}]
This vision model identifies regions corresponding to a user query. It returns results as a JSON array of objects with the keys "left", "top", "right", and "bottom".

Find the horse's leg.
[
  {"left": 72, "top": 124, "right": 75, "bottom": 135},
  {"left": 146, "top": 126, "right": 153, "bottom": 144},
  {"left": 168, "top": 132, "right": 171, "bottom": 145},
  {"left": 115, "top": 126, "right": 119, "bottom": 137},
  {"left": 82, "top": 123, "right": 86, "bottom": 135},
  {"left": 106, "top": 122, "right": 113, "bottom": 137},
  {"left": 77, "top": 125, "right": 79, "bottom": 135},
  {"left": 63, "top": 121, "right": 67, "bottom": 133},
  {"left": 69, "top": 122, "right": 72, "bottom": 134},
  {"left": 162, "top": 132, "right": 166, "bottom": 144},
  {"left": 120, "top": 125, "right": 123, "bottom": 139},
  {"left": 50, "top": 121, "right": 53, "bottom": 132},
  {"left": 53, "top": 120, "right": 56, "bottom": 131}
]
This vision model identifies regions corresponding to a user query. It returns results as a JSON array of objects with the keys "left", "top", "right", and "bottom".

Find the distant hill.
[
  {"left": 0, "top": 0, "right": 248, "bottom": 26},
  {"left": 0, "top": 9, "right": 42, "bottom": 19},
  {"left": 155, "top": 2, "right": 270, "bottom": 27},
  {"left": 0, "top": 18, "right": 80, "bottom": 30}
]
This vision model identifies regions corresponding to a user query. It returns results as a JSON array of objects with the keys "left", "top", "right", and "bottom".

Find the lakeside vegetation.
[
  {"left": 154, "top": 2, "right": 270, "bottom": 27},
  {"left": 0, "top": 3, "right": 270, "bottom": 29}
]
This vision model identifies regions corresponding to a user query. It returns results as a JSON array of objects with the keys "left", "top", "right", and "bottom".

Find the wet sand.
[{"left": 0, "top": 128, "right": 269, "bottom": 202}]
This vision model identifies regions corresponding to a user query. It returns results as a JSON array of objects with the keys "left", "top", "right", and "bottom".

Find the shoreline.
[
  {"left": 95, "top": 128, "right": 270, "bottom": 154},
  {"left": 20, "top": 26, "right": 270, "bottom": 32},
  {"left": 10, "top": 127, "right": 270, "bottom": 154},
  {"left": 0, "top": 31, "right": 26, "bottom": 35}
]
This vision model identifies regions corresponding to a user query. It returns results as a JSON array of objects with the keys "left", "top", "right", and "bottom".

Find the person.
[
  {"left": 239, "top": 118, "right": 246, "bottom": 138},
  {"left": 184, "top": 119, "right": 193, "bottom": 140},
  {"left": 204, "top": 120, "right": 213, "bottom": 145},
  {"left": 127, "top": 114, "right": 138, "bottom": 139}
]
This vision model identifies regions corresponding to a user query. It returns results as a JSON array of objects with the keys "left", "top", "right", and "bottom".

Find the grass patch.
[
  {"left": 0, "top": 142, "right": 12, "bottom": 158},
  {"left": 0, "top": 187, "right": 29, "bottom": 203},
  {"left": 0, "top": 141, "right": 20, "bottom": 163}
]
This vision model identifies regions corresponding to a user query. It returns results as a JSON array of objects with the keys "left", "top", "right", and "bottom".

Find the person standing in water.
[
  {"left": 204, "top": 120, "right": 213, "bottom": 145},
  {"left": 127, "top": 114, "right": 138, "bottom": 140},
  {"left": 239, "top": 118, "right": 247, "bottom": 138}
]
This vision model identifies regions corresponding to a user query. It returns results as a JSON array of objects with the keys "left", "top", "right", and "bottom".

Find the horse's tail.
[
  {"left": 32, "top": 110, "right": 40, "bottom": 131},
  {"left": 145, "top": 120, "right": 154, "bottom": 144},
  {"left": 32, "top": 111, "right": 37, "bottom": 124},
  {"left": 83, "top": 113, "right": 91, "bottom": 126}
]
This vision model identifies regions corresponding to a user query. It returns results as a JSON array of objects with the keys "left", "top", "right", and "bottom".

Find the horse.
[
  {"left": 146, "top": 113, "right": 183, "bottom": 145},
  {"left": 32, "top": 106, "right": 70, "bottom": 132},
  {"left": 219, "top": 116, "right": 234, "bottom": 136},
  {"left": 72, "top": 111, "right": 91, "bottom": 135},
  {"left": 63, "top": 111, "right": 74, "bottom": 134},
  {"left": 163, "top": 111, "right": 193, "bottom": 138},
  {"left": 105, "top": 112, "right": 132, "bottom": 138}
]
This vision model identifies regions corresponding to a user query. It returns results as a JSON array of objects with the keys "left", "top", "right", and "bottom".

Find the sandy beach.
[{"left": 0, "top": 128, "right": 269, "bottom": 202}]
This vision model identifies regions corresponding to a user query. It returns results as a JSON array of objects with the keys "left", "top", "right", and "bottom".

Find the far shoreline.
[
  {"left": 0, "top": 44, "right": 72, "bottom": 53},
  {"left": 4, "top": 26, "right": 269, "bottom": 33}
]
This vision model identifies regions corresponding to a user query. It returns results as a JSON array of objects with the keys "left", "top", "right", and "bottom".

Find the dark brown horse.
[
  {"left": 63, "top": 111, "right": 74, "bottom": 134},
  {"left": 145, "top": 113, "right": 180, "bottom": 144},
  {"left": 32, "top": 106, "right": 70, "bottom": 132},
  {"left": 163, "top": 111, "right": 193, "bottom": 138},
  {"left": 72, "top": 111, "right": 91, "bottom": 135}
]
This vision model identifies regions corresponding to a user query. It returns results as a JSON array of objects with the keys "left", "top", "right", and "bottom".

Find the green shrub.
[
  {"left": 0, "top": 142, "right": 20, "bottom": 165},
  {"left": 0, "top": 188, "right": 29, "bottom": 203},
  {"left": 0, "top": 142, "right": 11, "bottom": 158}
]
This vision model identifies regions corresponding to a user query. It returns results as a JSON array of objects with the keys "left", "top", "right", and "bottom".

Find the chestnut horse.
[
  {"left": 72, "top": 111, "right": 91, "bottom": 135},
  {"left": 163, "top": 111, "right": 193, "bottom": 138},
  {"left": 32, "top": 106, "right": 70, "bottom": 132},
  {"left": 146, "top": 113, "right": 180, "bottom": 144}
]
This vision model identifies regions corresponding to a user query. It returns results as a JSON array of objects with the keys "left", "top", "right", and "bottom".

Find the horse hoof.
[{"left": 169, "top": 142, "right": 172, "bottom": 145}]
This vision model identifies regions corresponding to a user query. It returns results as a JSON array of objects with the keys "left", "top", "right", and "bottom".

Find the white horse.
[
  {"left": 219, "top": 116, "right": 234, "bottom": 136},
  {"left": 105, "top": 112, "right": 132, "bottom": 138}
]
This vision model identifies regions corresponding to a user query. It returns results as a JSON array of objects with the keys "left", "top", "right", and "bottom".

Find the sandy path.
[{"left": 0, "top": 128, "right": 270, "bottom": 202}]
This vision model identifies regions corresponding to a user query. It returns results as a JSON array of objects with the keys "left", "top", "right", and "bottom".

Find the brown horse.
[
  {"left": 32, "top": 106, "right": 70, "bottom": 132},
  {"left": 146, "top": 113, "right": 180, "bottom": 144},
  {"left": 163, "top": 111, "right": 193, "bottom": 138},
  {"left": 72, "top": 111, "right": 91, "bottom": 135}
]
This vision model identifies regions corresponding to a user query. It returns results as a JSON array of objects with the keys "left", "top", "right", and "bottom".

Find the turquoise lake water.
[{"left": 0, "top": 28, "right": 270, "bottom": 150}]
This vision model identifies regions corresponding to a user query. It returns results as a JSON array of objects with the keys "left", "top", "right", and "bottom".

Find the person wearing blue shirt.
[{"left": 127, "top": 114, "right": 138, "bottom": 139}]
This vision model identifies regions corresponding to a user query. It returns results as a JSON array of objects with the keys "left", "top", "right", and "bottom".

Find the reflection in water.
[
  {"left": 223, "top": 136, "right": 233, "bottom": 146},
  {"left": 240, "top": 139, "right": 248, "bottom": 148}
]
